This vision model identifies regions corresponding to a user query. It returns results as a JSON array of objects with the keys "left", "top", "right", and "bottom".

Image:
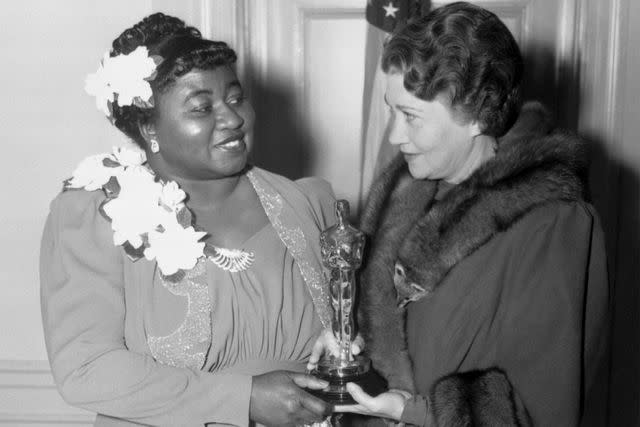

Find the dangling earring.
[{"left": 150, "top": 138, "right": 160, "bottom": 153}]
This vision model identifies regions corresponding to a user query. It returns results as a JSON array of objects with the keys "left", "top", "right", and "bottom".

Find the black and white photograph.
[{"left": 0, "top": 0, "right": 638, "bottom": 425}]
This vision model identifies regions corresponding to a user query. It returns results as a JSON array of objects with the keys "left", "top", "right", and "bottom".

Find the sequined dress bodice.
[
  {"left": 146, "top": 223, "right": 323, "bottom": 371},
  {"left": 147, "top": 259, "right": 212, "bottom": 369}
]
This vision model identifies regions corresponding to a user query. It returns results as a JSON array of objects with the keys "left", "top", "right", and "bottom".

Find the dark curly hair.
[
  {"left": 108, "top": 13, "right": 237, "bottom": 147},
  {"left": 382, "top": 2, "right": 523, "bottom": 137}
]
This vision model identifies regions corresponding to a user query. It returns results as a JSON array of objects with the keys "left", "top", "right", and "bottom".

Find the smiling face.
[
  {"left": 385, "top": 72, "right": 480, "bottom": 181},
  {"left": 145, "top": 65, "right": 255, "bottom": 181}
]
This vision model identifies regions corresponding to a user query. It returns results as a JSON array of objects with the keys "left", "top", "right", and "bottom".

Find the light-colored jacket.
[{"left": 40, "top": 167, "right": 335, "bottom": 426}]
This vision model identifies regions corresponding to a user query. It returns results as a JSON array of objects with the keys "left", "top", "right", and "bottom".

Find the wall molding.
[
  {"left": 575, "top": 0, "right": 626, "bottom": 267},
  {"left": 241, "top": 0, "right": 365, "bottom": 93},
  {"left": 0, "top": 413, "right": 93, "bottom": 425},
  {"left": 0, "top": 359, "right": 50, "bottom": 372},
  {"left": 0, "top": 359, "right": 94, "bottom": 426},
  {"left": 577, "top": 0, "right": 625, "bottom": 144}
]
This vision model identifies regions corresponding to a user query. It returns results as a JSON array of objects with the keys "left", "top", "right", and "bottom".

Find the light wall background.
[
  {"left": 0, "top": 1, "right": 152, "bottom": 424},
  {"left": 0, "top": 1, "right": 154, "bottom": 361}
]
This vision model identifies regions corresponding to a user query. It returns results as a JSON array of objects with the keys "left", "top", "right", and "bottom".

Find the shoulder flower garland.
[
  {"left": 84, "top": 46, "right": 161, "bottom": 120},
  {"left": 64, "top": 146, "right": 207, "bottom": 281}
]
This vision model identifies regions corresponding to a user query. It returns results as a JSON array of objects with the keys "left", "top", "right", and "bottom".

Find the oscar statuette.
[{"left": 310, "top": 199, "right": 381, "bottom": 405}]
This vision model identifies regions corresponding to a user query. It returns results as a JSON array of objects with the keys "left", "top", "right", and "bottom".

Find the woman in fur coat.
[{"left": 309, "top": 2, "right": 609, "bottom": 426}]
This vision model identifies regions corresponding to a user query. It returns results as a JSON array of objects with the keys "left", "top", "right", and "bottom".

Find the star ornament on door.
[
  {"left": 383, "top": 1, "right": 400, "bottom": 18},
  {"left": 366, "top": 0, "right": 431, "bottom": 33}
]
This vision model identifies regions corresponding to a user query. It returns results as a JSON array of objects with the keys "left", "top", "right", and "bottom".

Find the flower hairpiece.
[{"left": 85, "top": 46, "right": 162, "bottom": 119}]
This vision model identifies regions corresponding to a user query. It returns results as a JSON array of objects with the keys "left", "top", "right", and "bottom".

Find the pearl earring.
[{"left": 150, "top": 138, "right": 160, "bottom": 153}]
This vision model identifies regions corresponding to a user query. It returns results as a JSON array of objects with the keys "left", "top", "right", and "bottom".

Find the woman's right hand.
[{"left": 249, "top": 370, "right": 331, "bottom": 426}]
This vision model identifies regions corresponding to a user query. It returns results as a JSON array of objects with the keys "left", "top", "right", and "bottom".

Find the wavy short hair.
[
  {"left": 382, "top": 2, "right": 523, "bottom": 137},
  {"left": 109, "top": 13, "right": 237, "bottom": 147}
]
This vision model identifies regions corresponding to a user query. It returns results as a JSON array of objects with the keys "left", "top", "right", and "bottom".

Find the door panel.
[
  {"left": 242, "top": 0, "right": 368, "bottom": 209},
  {"left": 304, "top": 15, "right": 367, "bottom": 206}
]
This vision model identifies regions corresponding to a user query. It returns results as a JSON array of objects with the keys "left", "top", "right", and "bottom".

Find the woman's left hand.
[
  {"left": 306, "top": 329, "right": 364, "bottom": 371},
  {"left": 333, "top": 383, "right": 411, "bottom": 421}
]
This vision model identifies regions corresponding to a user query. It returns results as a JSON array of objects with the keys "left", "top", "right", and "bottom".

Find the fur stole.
[{"left": 357, "top": 102, "right": 587, "bottom": 398}]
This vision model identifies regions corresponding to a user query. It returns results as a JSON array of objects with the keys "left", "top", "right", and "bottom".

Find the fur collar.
[{"left": 358, "top": 102, "right": 587, "bottom": 391}]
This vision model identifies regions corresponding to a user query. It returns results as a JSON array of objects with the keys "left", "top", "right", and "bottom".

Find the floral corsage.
[{"left": 64, "top": 146, "right": 209, "bottom": 281}]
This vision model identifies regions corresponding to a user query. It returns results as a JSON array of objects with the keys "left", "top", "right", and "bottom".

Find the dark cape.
[{"left": 356, "top": 103, "right": 610, "bottom": 426}]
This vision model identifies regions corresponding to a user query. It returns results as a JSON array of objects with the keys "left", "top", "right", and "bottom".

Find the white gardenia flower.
[
  {"left": 85, "top": 46, "right": 157, "bottom": 116},
  {"left": 112, "top": 146, "right": 146, "bottom": 167},
  {"left": 160, "top": 181, "right": 187, "bottom": 212},
  {"left": 116, "top": 165, "right": 162, "bottom": 199},
  {"left": 110, "top": 218, "right": 145, "bottom": 248},
  {"left": 67, "top": 153, "right": 122, "bottom": 191},
  {"left": 102, "top": 166, "right": 164, "bottom": 248},
  {"left": 85, "top": 52, "right": 115, "bottom": 116},
  {"left": 107, "top": 46, "right": 156, "bottom": 107},
  {"left": 103, "top": 195, "right": 163, "bottom": 248},
  {"left": 144, "top": 224, "right": 207, "bottom": 276}
]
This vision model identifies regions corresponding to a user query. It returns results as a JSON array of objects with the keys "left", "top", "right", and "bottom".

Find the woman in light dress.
[{"left": 41, "top": 12, "right": 337, "bottom": 427}]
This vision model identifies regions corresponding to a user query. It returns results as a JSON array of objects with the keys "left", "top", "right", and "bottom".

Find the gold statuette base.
[{"left": 310, "top": 355, "right": 385, "bottom": 404}]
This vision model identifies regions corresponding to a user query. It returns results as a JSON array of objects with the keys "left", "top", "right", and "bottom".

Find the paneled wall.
[{"left": 597, "top": 0, "right": 640, "bottom": 424}]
